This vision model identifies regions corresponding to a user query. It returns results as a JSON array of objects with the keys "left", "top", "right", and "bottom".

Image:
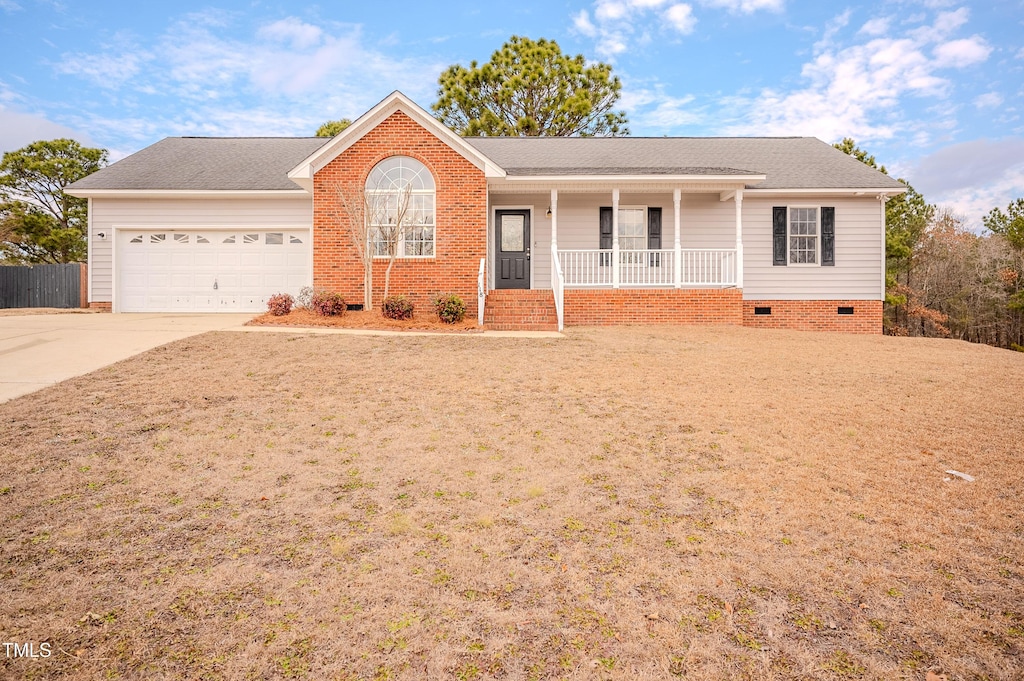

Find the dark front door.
[{"left": 495, "top": 209, "right": 530, "bottom": 289}]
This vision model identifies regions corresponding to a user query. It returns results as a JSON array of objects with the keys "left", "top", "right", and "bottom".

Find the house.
[{"left": 66, "top": 91, "right": 905, "bottom": 333}]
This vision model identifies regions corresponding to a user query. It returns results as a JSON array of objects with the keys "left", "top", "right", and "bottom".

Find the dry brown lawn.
[{"left": 1, "top": 326, "right": 1022, "bottom": 680}]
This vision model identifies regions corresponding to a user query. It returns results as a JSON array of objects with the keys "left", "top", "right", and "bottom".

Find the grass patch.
[{"left": 1, "top": 326, "right": 1022, "bottom": 679}]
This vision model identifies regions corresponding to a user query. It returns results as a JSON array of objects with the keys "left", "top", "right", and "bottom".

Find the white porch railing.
[
  {"left": 551, "top": 244, "right": 565, "bottom": 331},
  {"left": 477, "top": 257, "right": 486, "bottom": 326},
  {"left": 558, "top": 249, "right": 737, "bottom": 287}
]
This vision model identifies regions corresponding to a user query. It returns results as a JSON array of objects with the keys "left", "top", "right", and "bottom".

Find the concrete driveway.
[{"left": 0, "top": 312, "right": 252, "bottom": 402}]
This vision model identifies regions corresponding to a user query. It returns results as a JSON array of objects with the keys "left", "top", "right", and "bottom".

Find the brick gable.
[{"left": 312, "top": 110, "right": 487, "bottom": 315}]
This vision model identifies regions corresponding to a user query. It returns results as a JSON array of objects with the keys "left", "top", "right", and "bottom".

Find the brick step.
[{"left": 483, "top": 290, "right": 559, "bottom": 331}]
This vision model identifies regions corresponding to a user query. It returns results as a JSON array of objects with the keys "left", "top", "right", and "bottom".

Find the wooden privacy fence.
[{"left": 0, "top": 263, "right": 87, "bottom": 309}]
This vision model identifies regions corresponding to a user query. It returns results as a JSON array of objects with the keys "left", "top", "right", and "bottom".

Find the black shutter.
[
  {"left": 599, "top": 207, "right": 613, "bottom": 249},
  {"left": 648, "top": 207, "right": 662, "bottom": 266},
  {"left": 773, "top": 207, "right": 787, "bottom": 266},
  {"left": 821, "top": 207, "right": 835, "bottom": 266},
  {"left": 600, "top": 207, "right": 613, "bottom": 266}
]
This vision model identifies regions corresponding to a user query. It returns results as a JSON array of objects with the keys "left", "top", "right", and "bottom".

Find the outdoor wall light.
[{"left": 545, "top": 206, "right": 552, "bottom": 218}]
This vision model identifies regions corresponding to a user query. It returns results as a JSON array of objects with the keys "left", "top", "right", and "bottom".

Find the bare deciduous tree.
[{"left": 335, "top": 174, "right": 416, "bottom": 309}]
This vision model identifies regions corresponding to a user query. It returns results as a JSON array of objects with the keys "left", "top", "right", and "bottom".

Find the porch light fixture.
[{"left": 546, "top": 206, "right": 552, "bottom": 218}]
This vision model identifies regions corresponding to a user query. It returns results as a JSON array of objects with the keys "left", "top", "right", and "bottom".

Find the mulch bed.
[{"left": 246, "top": 307, "right": 483, "bottom": 333}]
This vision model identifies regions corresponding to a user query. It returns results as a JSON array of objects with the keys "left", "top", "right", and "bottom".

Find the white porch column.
[
  {"left": 550, "top": 189, "right": 558, "bottom": 251},
  {"left": 673, "top": 188, "right": 682, "bottom": 289},
  {"left": 612, "top": 188, "right": 620, "bottom": 288},
  {"left": 735, "top": 190, "right": 744, "bottom": 289}
]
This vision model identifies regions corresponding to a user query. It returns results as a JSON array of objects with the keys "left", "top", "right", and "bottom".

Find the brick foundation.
[
  {"left": 89, "top": 301, "right": 112, "bottom": 311},
  {"left": 564, "top": 288, "right": 744, "bottom": 326},
  {"left": 312, "top": 110, "right": 487, "bottom": 318},
  {"left": 742, "top": 299, "right": 882, "bottom": 334}
]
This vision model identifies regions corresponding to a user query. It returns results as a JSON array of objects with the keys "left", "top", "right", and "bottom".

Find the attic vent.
[
  {"left": 838, "top": 306, "right": 855, "bottom": 315},
  {"left": 754, "top": 306, "right": 772, "bottom": 316}
]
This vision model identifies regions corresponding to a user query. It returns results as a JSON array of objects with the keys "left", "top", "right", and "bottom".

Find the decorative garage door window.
[{"left": 365, "top": 156, "right": 435, "bottom": 258}]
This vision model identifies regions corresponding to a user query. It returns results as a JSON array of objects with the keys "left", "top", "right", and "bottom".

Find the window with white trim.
[
  {"left": 789, "top": 207, "right": 818, "bottom": 265},
  {"left": 365, "top": 156, "right": 435, "bottom": 258}
]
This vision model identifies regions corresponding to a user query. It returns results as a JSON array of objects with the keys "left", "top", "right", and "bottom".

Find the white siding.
[
  {"left": 488, "top": 192, "right": 883, "bottom": 299},
  {"left": 491, "top": 192, "right": 736, "bottom": 289},
  {"left": 741, "top": 196, "right": 884, "bottom": 300},
  {"left": 89, "top": 196, "right": 312, "bottom": 303}
]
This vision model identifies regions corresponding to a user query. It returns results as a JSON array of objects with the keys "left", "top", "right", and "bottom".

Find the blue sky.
[{"left": 1, "top": 0, "right": 1021, "bottom": 227}]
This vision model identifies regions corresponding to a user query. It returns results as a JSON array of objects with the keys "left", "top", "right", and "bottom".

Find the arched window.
[{"left": 365, "top": 156, "right": 435, "bottom": 257}]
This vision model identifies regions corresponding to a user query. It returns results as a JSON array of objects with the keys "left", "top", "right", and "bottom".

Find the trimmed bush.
[
  {"left": 311, "top": 291, "right": 346, "bottom": 317},
  {"left": 433, "top": 293, "right": 466, "bottom": 324},
  {"left": 381, "top": 295, "right": 414, "bottom": 320},
  {"left": 266, "top": 293, "right": 294, "bottom": 316}
]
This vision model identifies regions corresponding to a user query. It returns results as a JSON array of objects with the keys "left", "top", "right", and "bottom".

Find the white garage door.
[{"left": 117, "top": 229, "right": 309, "bottom": 312}]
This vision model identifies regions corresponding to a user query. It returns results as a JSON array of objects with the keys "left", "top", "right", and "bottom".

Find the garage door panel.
[
  {"left": 118, "top": 229, "right": 310, "bottom": 312},
  {"left": 174, "top": 270, "right": 198, "bottom": 285}
]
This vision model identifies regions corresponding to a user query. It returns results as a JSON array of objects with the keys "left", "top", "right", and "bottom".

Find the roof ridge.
[{"left": 175, "top": 136, "right": 326, "bottom": 140}]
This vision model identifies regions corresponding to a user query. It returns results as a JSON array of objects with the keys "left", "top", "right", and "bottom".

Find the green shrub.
[
  {"left": 433, "top": 293, "right": 466, "bottom": 324},
  {"left": 382, "top": 295, "right": 414, "bottom": 320},
  {"left": 311, "top": 291, "right": 346, "bottom": 316},
  {"left": 267, "top": 293, "right": 294, "bottom": 316}
]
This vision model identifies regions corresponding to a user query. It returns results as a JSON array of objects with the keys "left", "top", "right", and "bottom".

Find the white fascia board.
[
  {"left": 64, "top": 189, "right": 312, "bottom": 199},
  {"left": 501, "top": 174, "right": 764, "bottom": 184},
  {"left": 287, "top": 91, "right": 507, "bottom": 181},
  {"left": 742, "top": 187, "right": 907, "bottom": 196}
]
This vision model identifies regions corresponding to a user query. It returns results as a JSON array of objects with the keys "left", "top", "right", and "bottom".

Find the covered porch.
[{"left": 486, "top": 179, "right": 755, "bottom": 331}]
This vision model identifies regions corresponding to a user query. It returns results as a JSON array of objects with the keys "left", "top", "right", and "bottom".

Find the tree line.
[
  {"left": 833, "top": 139, "right": 1024, "bottom": 349},
  {"left": 2, "top": 35, "right": 1021, "bottom": 350}
]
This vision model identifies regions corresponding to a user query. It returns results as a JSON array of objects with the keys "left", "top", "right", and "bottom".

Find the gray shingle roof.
[
  {"left": 69, "top": 134, "right": 903, "bottom": 192},
  {"left": 465, "top": 136, "right": 905, "bottom": 189},
  {"left": 68, "top": 137, "right": 332, "bottom": 191}
]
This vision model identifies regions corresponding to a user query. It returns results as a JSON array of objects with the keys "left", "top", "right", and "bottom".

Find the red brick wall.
[
  {"left": 90, "top": 302, "right": 112, "bottom": 311},
  {"left": 563, "top": 288, "right": 743, "bottom": 326},
  {"left": 312, "top": 111, "right": 487, "bottom": 316},
  {"left": 742, "top": 299, "right": 882, "bottom": 334}
]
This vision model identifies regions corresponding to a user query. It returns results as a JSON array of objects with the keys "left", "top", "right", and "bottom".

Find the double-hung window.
[
  {"left": 789, "top": 207, "right": 818, "bottom": 264},
  {"left": 366, "top": 156, "right": 435, "bottom": 258},
  {"left": 773, "top": 206, "right": 835, "bottom": 267}
]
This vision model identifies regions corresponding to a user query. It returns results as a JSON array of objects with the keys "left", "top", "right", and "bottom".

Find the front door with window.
[{"left": 495, "top": 210, "right": 530, "bottom": 289}]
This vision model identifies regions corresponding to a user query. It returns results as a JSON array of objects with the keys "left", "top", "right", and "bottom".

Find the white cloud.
[
  {"left": 620, "top": 87, "right": 701, "bottom": 128},
  {"left": 699, "top": 0, "right": 783, "bottom": 13},
  {"left": 932, "top": 36, "right": 991, "bottom": 67},
  {"left": 573, "top": 0, "right": 694, "bottom": 58},
  {"left": 723, "top": 9, "right": 993, "bottom": 143},
  {"left": 55, "top": 51, "right": 149, "bottom": 89},
  {"left": 0, "top": 0, "right": 21, "bottom": 12},
  {"left": 573, "top": 10, "right": 598, "bottom": 37},
  {"left": 0, "top": 109, "right": 95, "bottom": 154},
  {"left": 858, "top": 17, "right": 890, "bottom": 37},
  {"left": 41, "top": 13, "right": 447, "bottom": 149},
  {"left": 257, "top": 17, "right": 323, "bottom": 50},
  {"left": 974, "top": 92, "right": 1003, "bottom": 109},
  {"left": 911, "top": 138, "right": 1024, "bottom": 195},
  {"left": 664, "top": 4, "right": 697, "bottom": 33},
  {"left": 907, "top": 138, "right": 1024, "bottom": 229},
  {"left": 1017, "top": 47, "right": 1024, "bottom": 59}
]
